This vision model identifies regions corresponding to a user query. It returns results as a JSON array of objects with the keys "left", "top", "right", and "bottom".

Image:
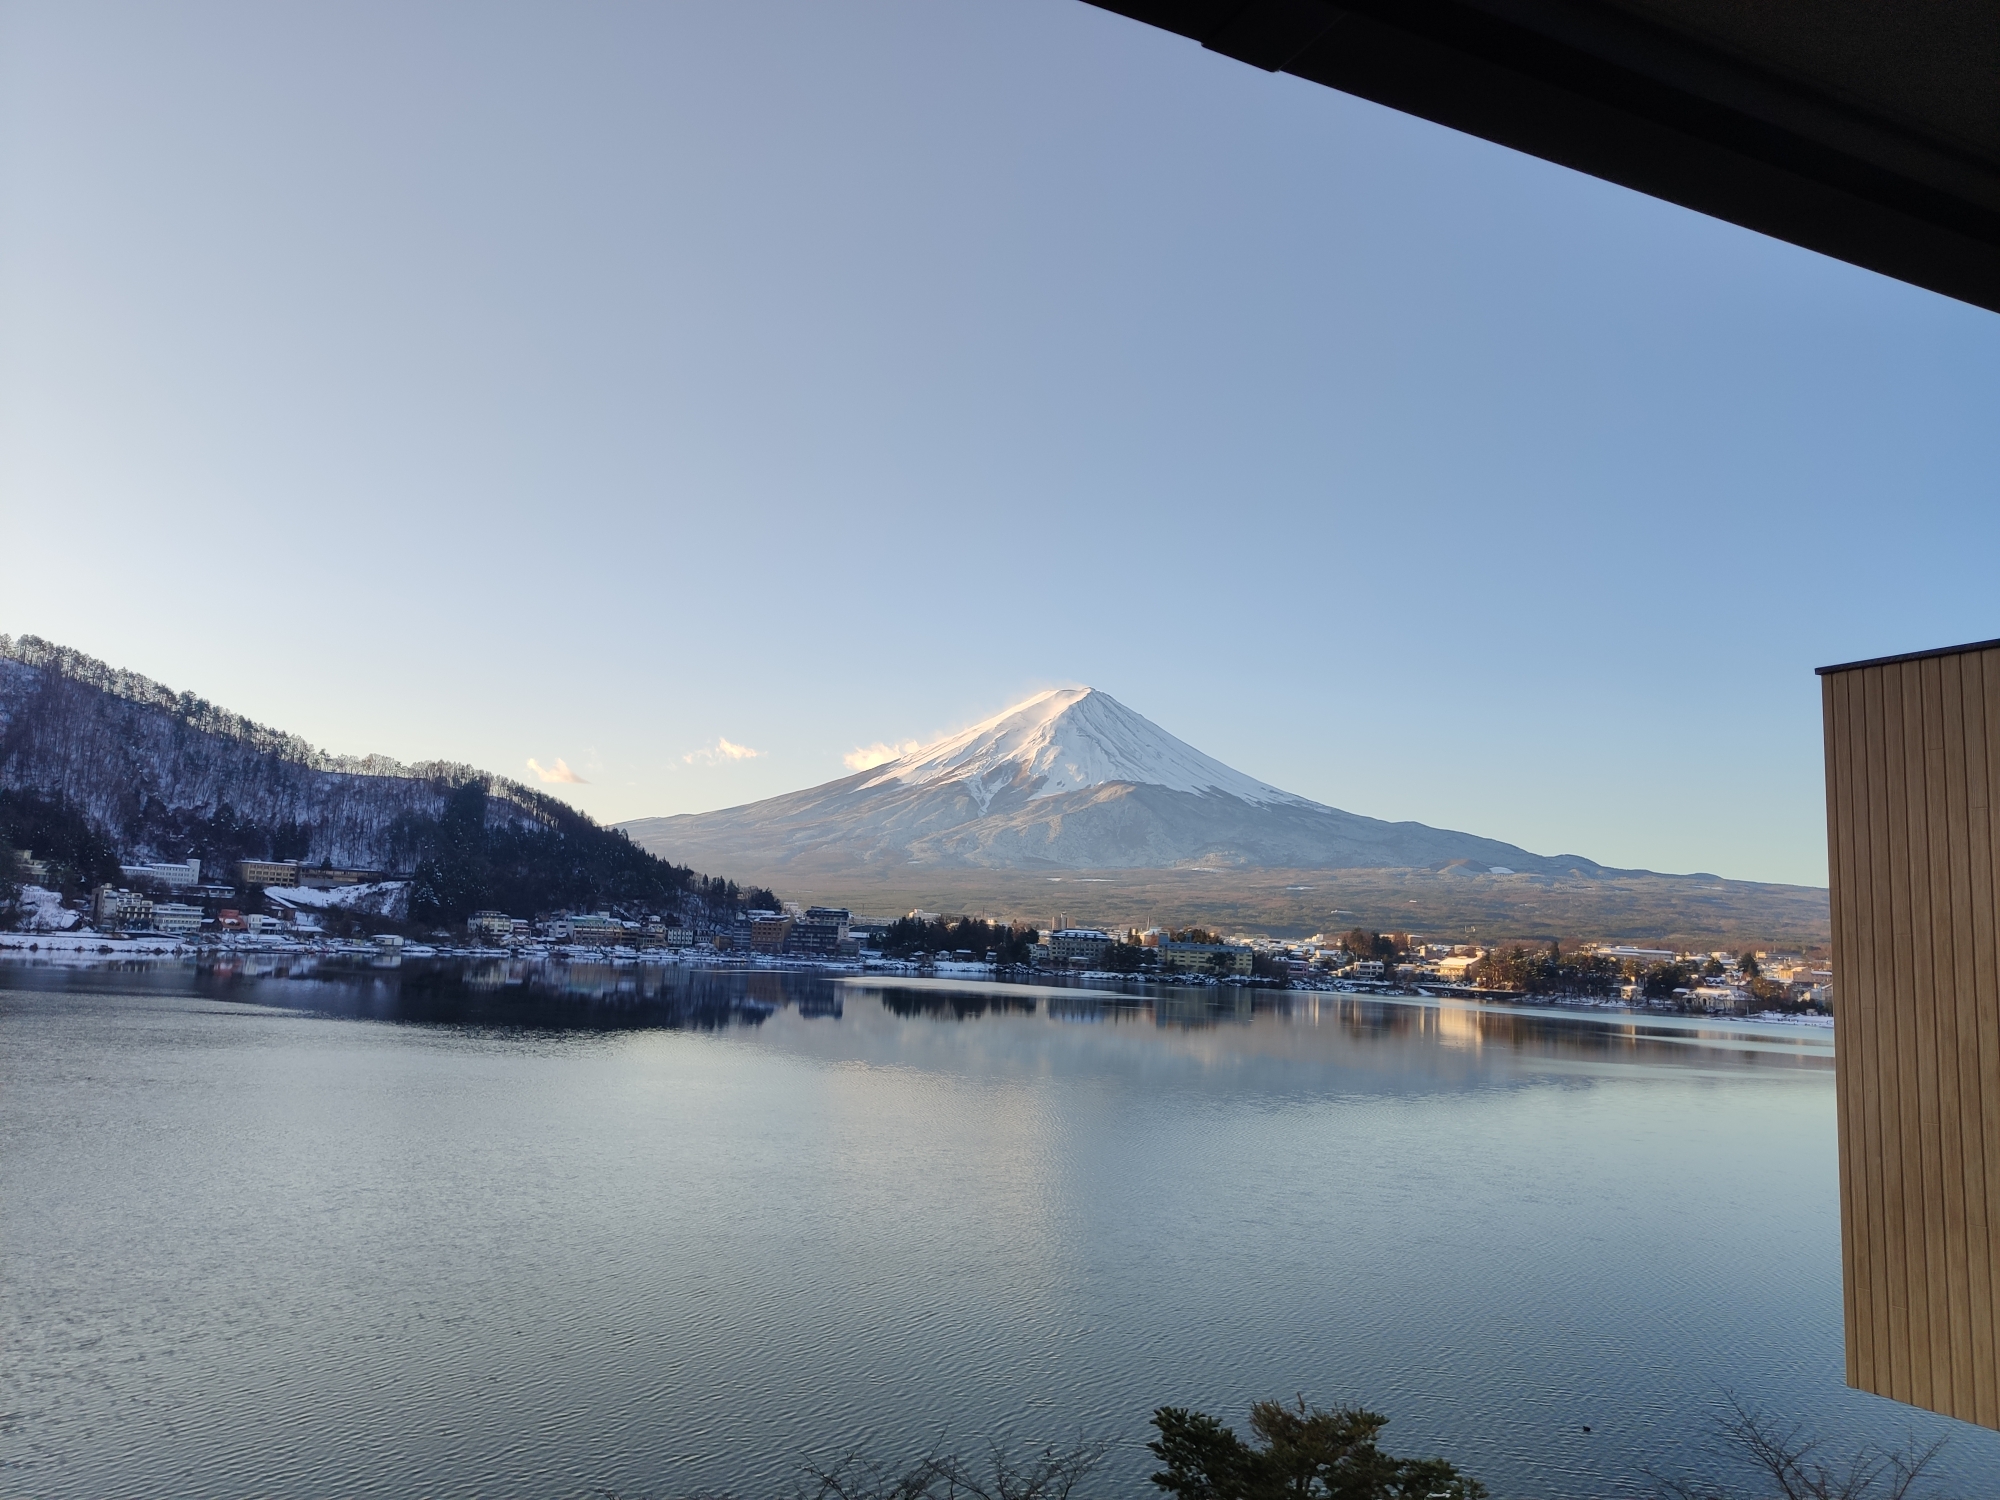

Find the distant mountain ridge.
[
  {"left": 0, "top": 642, "right": 1824, "bottom": 944},
  {"left": 620, "top": 687, "right": 1629, "bottom": 879}
]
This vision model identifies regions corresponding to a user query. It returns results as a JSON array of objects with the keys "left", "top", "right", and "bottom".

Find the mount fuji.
[{"left": 619, "top": 688, "right": 1615, "bottom": 879}]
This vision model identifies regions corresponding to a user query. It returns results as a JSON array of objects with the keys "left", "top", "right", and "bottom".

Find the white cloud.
[
  {"left": 527, "top": 756, "right": 586, "bottom": 784},
  {"left": 684, "top": 736, "right": 762, "bottom": 766},
  {"left": 843, "top": 740, "right": 922, "bottom": 771}
]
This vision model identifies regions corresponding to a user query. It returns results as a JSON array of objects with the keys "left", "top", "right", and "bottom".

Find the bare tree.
[
  {"left": 597, "top": 1437, "right": 1108, "bottom": 1500},
  {"left": 797, "top": 1439, "right": 1109, "bottom": 1500},
  {"left": 1654, "top": 1395, "right": 1950, "bottom": 1500}
]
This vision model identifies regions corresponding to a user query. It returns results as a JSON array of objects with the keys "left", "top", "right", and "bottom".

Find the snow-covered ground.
[
  {"left": 0, "top": 928, "right": 194, "bottom": 959},
  {"left": 9, "top": 885, "right": 80, "bottom": 932},
  {"left": 264, "top": 881, "right": 410, "bottom": 919}
]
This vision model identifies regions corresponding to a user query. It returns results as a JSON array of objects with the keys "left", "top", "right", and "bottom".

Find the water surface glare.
[{"left": 3, "top": 961, "right": 1992, "bottom": 1499}]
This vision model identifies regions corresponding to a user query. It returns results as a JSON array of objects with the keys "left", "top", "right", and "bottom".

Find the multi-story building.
[
  {"left": 786, "top": 907, "right": 852, "bottom": 956},
  {"left": 18, "top": 851, "right": 51, "bottom": 885},
  {"left": 467, "top": 910, "right": 515, "bottom": 943},
  {"left": 558, "top": 912, "right": 625, "bottom": 943},
  {"left": 93, "top": 886, "right": 153, "bottom": 930},
  {"left": 120, "top": 858, "right": 201, "bottom": 888},
  {"left": 297, "top": 866, "right": 386, "bottom": 890},
  {"left": 750, "top": 915, "right": 794, "bottom": 954},
  {"left": 236, "top": 860, "right": 300, "bottom": 888},
  {"left": 1155, "top": 940, "right": 1253, "bottom": 976},
  {"left": 151, "top": 902, "right": 203, "bottom": 936},
  {"left": 1046, "top": 928, "right": 1114, "bottom": 965},
  {"left": 1593, "top": 946, "right": 1679, "bottom": 965}
]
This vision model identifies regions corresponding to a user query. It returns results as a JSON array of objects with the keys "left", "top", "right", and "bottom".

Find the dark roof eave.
[
  {"left": 1816, "top": 638, "right": 2000, "bottom": 676},
  {"left": 1082, "top": 0, "right": 2000, "bottom": 316}
]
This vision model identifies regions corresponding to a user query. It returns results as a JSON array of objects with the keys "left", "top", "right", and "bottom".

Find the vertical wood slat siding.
[
  {"left": 1924, "top": 657, "right": 1972, "bottom": 1416},
  {"left": 1895, "top": 664, "right": 1943, "bottom": 1414},
  {"left": 1909, "top": 662, "right": 1948, "bottom": 1414},
  {"left": 1869, "top": 666, "right": 1914, "bottom": 1402},
  {"left": 1979, "top": 656, "right": 2000, "bottom": 1429},
  {"left": 1827, "top": 676, "right": 1865, "bottom": 1390},
  {"left": 1847, "top": 667, "right": 1892, "bottom": 1387},
  {"left": 1949, "top": 660, "right": 1985, "bottom": 1415},
  {"left": 1824, "top": 644, "right": 2000, "bottom": 1429}
]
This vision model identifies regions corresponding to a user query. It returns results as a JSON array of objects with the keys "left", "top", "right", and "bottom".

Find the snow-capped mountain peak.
[
  {"left": 621, "top": 684, "right": 1634, "bottom": 883},
  {"left": 860, "top": 687, "right": 1311, "bottom": 809}
]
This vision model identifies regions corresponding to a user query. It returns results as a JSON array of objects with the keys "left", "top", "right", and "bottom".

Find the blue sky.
[{"left": 4, "top": 0, "right": 1997, "bottom": 888}]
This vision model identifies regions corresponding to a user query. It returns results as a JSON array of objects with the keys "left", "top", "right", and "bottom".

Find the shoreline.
[{"left": 0, "top": 933, "right": 1834, "bottom": 1034}]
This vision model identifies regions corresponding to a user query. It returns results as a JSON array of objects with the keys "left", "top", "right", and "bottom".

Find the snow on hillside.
[
  {"left": 864, "top": 688, "right": 1314, "bottom": 810},
  {"left": 266, "top": 882, "right": 411, "bottom": 920},
  {"left": 0, "top": 636, "right": 609, "bottom": 871}
]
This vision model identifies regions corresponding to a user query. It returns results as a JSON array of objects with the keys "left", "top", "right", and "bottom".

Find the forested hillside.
[{"left": 0, "top": 635, "right": 761, "bottom": 922}]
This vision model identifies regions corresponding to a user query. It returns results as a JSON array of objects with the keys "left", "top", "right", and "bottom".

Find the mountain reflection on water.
[
  {"left": 205, "top": 955, "right": 838, "bottom": 1030},
  {"left": 6, "top": 955, "right": 1968, "bottom": 1500}
]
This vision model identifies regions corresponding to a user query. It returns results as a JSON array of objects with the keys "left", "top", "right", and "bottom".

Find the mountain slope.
[
  {"left": 0, "top": 635, "right": 756, "bottom": 921},
  {"left": 0, "top": 635, "right": 534, "bottom": 870},
  {"left": 620, "top": 687, "right": 1619, "bottom": 878}
]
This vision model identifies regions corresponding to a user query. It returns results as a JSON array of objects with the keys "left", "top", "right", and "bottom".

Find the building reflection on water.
[
  {"left": 0, "top": 956, "right": 1831, "bottom": 1068},
  {"left": 173, "top": 955, "right": 852, "bottom": 1031},
  {"left": 1297, "top": 993, "right": 1831, "bottom": 1067}
]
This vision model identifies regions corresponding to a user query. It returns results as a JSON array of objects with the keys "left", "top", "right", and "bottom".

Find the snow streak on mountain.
[
  {"left": 621, "top": 687, "right": 1617, "bottom": 879},
  {"left": 862, "top": 688, "right": 1310, "bottom": 810}
]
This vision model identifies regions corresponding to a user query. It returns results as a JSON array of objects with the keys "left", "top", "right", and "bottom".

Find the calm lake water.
[{"left": 4, "top": 959, "right": 1995, "bottom": 1499}]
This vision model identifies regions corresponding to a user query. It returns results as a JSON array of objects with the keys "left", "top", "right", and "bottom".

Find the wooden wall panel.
[{"left": 1823, "top": 640, "right": 2000, "bottom": 1429}]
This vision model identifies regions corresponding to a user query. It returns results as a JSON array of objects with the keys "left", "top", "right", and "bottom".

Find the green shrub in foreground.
[{"left": 1148, "top": 1399, "right": 1485, "bottom": 1500}]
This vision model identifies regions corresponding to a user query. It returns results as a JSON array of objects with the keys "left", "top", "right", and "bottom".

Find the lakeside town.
[{"left": 1, "top": 851, "right": 1833, "bottom": 1018}]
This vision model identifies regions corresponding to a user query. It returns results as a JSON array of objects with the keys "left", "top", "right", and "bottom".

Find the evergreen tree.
[{"left": 1148, "top": 1399, "right": 1485, "bottom": 1500}]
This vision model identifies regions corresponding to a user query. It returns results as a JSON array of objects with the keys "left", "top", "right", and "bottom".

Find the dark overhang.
[{"left": 1083, "top": 0, "right": 2000, "bottom": 315}]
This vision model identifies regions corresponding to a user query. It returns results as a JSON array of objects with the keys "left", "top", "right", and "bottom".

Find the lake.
[{"left": 3, "top": 958, "right": 1993, "bottom": 1499}]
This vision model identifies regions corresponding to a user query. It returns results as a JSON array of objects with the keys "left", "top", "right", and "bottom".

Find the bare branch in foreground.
[
  {"left": 597, "top": 1436, "right": 1109, "bottom": 1500},
  {"left": 1652, "top": 1394, "right": 1951, "bottom": 1500},
  {"left": 796, "top": 1438, "right": 1110, "bottom": 1500}
]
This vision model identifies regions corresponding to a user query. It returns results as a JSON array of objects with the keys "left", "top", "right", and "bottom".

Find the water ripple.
[{"left": 1, "top": 966, "right": 1986, "bottom": 1500}]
